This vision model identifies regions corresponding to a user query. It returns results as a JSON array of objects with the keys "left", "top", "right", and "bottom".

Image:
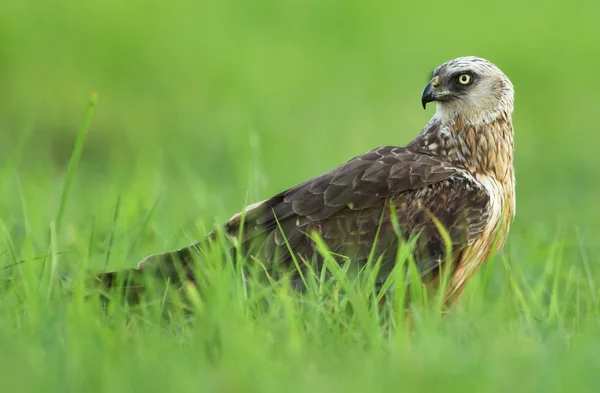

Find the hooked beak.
[
  {"left": 421, "top": 75, "right": 450, "bottom": 109},
  {"left": 421, "top": 82, "right": 436, "bottom": 109}
]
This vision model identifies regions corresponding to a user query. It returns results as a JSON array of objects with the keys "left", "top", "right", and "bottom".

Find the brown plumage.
[{"left": 97, "top": 56, "right": 516, "bottom": 308}]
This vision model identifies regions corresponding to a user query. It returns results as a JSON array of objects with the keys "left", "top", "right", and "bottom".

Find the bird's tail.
[{"left": 89, "top": 242, "right": 202, "bottom": 303}]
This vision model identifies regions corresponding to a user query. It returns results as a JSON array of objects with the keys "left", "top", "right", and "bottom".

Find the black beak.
[{"left": 421, "top": 82, "right": 436, "bottom": 109}]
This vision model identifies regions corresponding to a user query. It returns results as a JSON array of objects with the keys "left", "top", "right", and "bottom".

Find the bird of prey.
[{"left": 98, "top": 56, "right": 516, "bottom": 308}]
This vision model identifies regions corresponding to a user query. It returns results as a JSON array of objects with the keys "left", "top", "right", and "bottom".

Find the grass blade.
[{"left": 55, "top": 91, "right": 98, "bottom": 233}]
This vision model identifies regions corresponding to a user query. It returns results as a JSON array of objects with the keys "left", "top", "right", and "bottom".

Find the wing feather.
[{"left": 128, "top": 146, "right": 491, "bottom": 286}]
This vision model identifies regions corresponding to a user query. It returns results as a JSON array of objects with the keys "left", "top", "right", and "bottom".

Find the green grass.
[{"left": 1, "top": 0, "right": 600, "bottom": 391}]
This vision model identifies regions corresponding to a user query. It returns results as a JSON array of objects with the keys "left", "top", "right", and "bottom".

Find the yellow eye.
[{"left": 458, "top": 74, "right": 472, "bottom": 85}]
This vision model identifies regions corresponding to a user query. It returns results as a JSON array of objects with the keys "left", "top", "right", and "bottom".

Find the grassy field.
[{"left": 1, "top": 0, "right": 600, "bottom": 391}]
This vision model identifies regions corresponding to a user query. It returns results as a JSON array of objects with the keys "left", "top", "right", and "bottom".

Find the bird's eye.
[{"left": 458, "top": 74, "right": 472, "bottom": 85}]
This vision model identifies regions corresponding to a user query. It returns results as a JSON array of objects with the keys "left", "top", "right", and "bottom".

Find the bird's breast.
[{"left": 445, "top": 171, "right": 514, "bottom": 304}]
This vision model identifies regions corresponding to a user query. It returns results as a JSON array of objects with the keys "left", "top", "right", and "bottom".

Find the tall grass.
[
  {"left": 0, "top": 96, "right": 597, "bottom": 393},
  {"left": 1, "top": 0, "right": 600, "bottom": 391}
]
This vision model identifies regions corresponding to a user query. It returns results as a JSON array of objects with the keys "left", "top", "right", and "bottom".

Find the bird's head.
[{"left": 421, "top": 56, "right": 514, "bottom": 125}]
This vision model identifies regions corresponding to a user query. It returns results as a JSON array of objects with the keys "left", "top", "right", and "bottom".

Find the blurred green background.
[
  {"left": 1, "top": 0, "right": 600, "bottom": 392},
  {"left": 2, "top": 0, "right": 599, "bottom": 252}
]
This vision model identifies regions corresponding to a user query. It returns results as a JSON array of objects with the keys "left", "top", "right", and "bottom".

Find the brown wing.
[{"left": 97, "top": 146, "right": 490, "bottom": 291}]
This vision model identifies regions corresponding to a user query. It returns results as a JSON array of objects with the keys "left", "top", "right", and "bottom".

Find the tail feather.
[{"left": 91, "top": 242, "right": 202, "bottom": 302}]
